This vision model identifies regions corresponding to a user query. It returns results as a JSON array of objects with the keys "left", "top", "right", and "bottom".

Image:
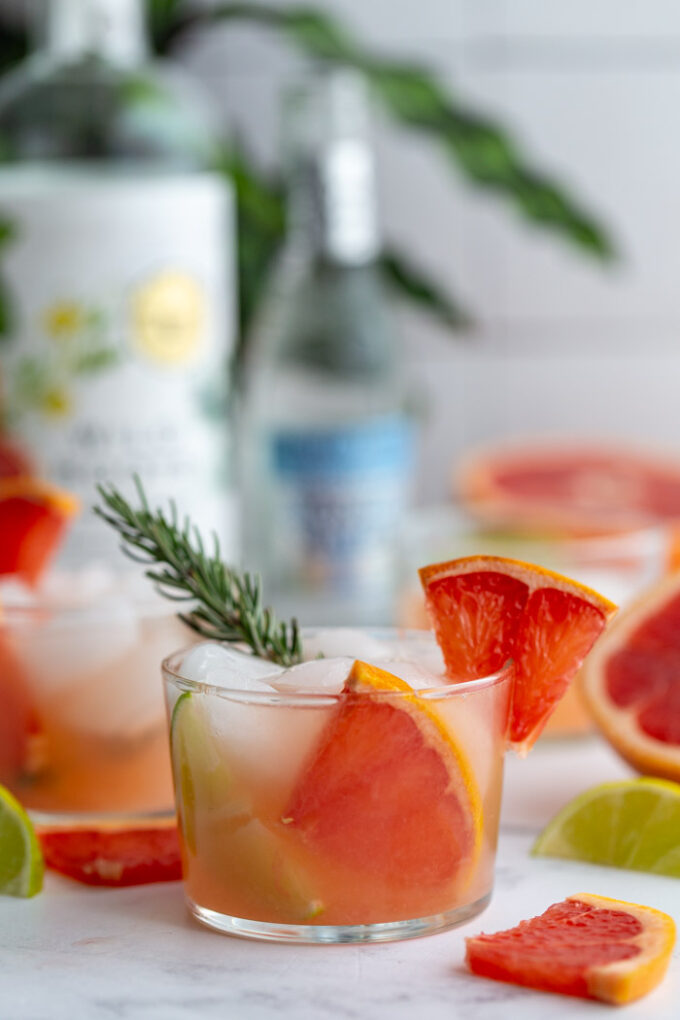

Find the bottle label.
[
  {"left": 0, "top": 169, "right": 237, "bottom": 564},
  {"left": 270, "top": 414, "right": 413, "bottom": 595}
]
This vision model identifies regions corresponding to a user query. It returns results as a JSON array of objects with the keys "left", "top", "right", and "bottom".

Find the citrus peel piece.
[
  {"left": 465, "top": 893, "right": 676, "bottom": 1005},
  {"left": 420, "top": 555, "right": 616, "bottom": 752},
  {"left": 0, "top": 477, "right": 79, "bottom": 585},
  {"left": 581, "top": 571, "right": 680, "bottom": 782}
]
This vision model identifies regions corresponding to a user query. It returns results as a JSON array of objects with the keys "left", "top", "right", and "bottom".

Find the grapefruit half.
[
  {"left": 465, "top": 893, "right": 676, "bottom": 1005},
  {"left": 284, "top": 660, "right": 482, "bottom": 916},
  {"left": 581, "top": 571, "right": 680, "bottom": 781},
  {"left": 458, "top": 441, "right": 680, "bottom": 535},
  {"left": 420, "top": 555, "right": 616, "bottom": 752}
]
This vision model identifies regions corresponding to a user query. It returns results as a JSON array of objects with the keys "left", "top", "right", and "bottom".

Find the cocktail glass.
[
  {"left": 0, "top": 575, "right": 191, "bottom": 820},
  {"left": 162, "top": 629, "right": 512, "bottom": 943}
]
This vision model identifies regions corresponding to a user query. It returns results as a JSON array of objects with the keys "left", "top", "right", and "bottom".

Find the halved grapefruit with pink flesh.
[
  {"left": 420, "top": 556, "right": 616, "bottom": 752},
  {"left": 465, "top": 893, "right": 675, "bottom": 1005},
  {"left": 581, "top": 571, "right": 680, "bottom": 781},
  {"left": 457, "top": 441, "right": 680, "bottom": 535}
]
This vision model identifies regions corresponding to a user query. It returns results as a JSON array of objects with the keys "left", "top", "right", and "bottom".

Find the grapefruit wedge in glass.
[
  {"left": 465, "top": 893, "right": 676, "bottom": 1005},
  {"left": 581, "top": 571, "right": 680, "bottom": 782},
  {"left": 420, "top": 555, "right": 617, "bottom": 752},
  {"left": 284, "top": 660, "right": 484, "bottom": 921}
]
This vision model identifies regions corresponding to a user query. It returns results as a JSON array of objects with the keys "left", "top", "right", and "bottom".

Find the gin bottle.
[
  {"left": 0, "top": 0, "right": 237, "bottom": 564},
  {"left": 241, "top": 70, "right": 415, "bottom": 624}
]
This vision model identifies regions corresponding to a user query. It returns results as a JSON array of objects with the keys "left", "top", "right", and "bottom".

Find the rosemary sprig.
[{"left": 94, "top": 477, "right": 303, "bottom": 667}]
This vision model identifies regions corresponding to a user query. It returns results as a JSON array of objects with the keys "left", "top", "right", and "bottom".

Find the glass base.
[
  {"left": 188, "top": 893, "right": 492, "bottom": 944},
  {"left": 28, "top": 807, "right": 176, "bottom": 828}
]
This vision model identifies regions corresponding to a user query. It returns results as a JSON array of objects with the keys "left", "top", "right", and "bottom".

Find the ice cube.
[
  {"left": 271, "top": 657, "right": 353, "bottom": 694},
  {"left": 302, "top": 628, "right": 391, "bottom": 662},
  {"left": 181, "top": 642, "right": 284, "bottom": 690},
  {"left": 8, "top": 596, "right": 140, "bottom": 694},
  {"left": 53, "top": 613, "right": 190, "bottom": 740}
]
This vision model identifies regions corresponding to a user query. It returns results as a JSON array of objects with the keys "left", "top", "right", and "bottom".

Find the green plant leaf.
[
  {"left": 214, "top": 139, "right": 287, "bottom": 356},
  {"left": 0, "top": 19, "right": 27, "bottom": 76},
  {"left": 171, "top": 3, "right": 614, "bottom": 260},
  {"left": 379, "top": 251, "right": 473, "bottom": 331}
]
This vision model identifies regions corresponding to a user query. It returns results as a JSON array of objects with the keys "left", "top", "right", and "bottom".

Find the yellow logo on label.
[{"left": 131, "top": 270, "right": 205, "bottom": 366}]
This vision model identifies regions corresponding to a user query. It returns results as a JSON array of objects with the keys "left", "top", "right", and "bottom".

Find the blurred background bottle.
[
  {"left": 0, "top": 0, "right": 236, "bottom": 564},
  {"left": 241, "top": 69, "right": 415, "bottom": 625}
]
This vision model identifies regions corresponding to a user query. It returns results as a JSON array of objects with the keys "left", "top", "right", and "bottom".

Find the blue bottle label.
[{"left": 270, "top": 414, "right": 413, "bottom": 594}]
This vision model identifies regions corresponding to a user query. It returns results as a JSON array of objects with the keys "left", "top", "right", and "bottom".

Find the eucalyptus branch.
[{"left": 94, "top": 477, "right": 303, "bottom": 666}]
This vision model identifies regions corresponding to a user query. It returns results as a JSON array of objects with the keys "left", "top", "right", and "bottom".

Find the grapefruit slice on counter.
[
  {"left": 37, "top": 818, "right": 182, "bottom": 887},
  {"left": 581, "top": 571, "right": 680, "bottom": 782},
  {"left": 284, "top": 661, "right": 482, "bottom": 912},
  {"left": 420, "top": 556, "right": 616, "bottom": 752},
  {"left": 457, "top": 441, "right": 680, "bottom": 535},
  {"left": 0, "top": 477, "right": 79, "bottom": 584},
  {"left": 465, "top": 893, "right": 676, "bottom": 1005}
]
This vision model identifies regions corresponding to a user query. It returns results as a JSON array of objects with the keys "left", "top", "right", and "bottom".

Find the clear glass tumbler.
[{"left": 163, "top": 630, "right": 512, "bottom": 943}]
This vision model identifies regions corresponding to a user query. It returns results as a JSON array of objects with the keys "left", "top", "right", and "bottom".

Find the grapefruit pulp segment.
[
  {"left": 37, "top": 818, "right": 182, "bottom": 886},
  {"left": 284, "top": 660, "right": 482, "bottom": 903},
  {"left": 581, "top": 571, "right": 680, "bottom": 780},
  {"left": 457, "top": 441, "right": 680, "bottom": 534},
  {"left": 420, "top": 556, "right": 616, "bottom": 752},
  {"left": 0, "top": 478, "right": 79, "bottom": 584},
  {"left": 465, "top": 893, "right": 675, "bottom": 1005}
]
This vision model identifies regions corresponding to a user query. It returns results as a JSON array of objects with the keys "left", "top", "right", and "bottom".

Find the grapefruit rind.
[
  {"left": 531, "top": 778, "right": 680, "bottom": 877},
  {"left": 573, "top": 894, "right": 676, "bottom": 1005},
  {"left": 580, "top": 573, "right": 680, "bottom": 782},
  {"left": 465, "top": 892, "right": 676, "bottom": 1005},
  {"left": 419, "top": 555, "right": 617, "bottom": 618},
  {"left": 0, "top": 477, "right": 80, "bottom": 518}
]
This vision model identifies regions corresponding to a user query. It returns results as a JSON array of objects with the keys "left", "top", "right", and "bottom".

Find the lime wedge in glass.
[
  {"left": 0, "top": 784, "right": 44, "bottom": 897},
  {"left": 532, "top": 778, "right": 680, "bottom": 876}
]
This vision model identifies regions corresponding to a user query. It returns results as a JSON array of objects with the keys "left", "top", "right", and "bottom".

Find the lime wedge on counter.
[
  {"left": 532, "top": 778, "right": 680, "bottom": 876},
  {"left": 0, "top": 784, "right": 44, "bottom": 897}
]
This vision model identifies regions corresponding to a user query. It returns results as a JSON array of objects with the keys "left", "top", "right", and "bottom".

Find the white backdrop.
[{"left": 10, "top": 0, "right": 680, "bottom": 501}]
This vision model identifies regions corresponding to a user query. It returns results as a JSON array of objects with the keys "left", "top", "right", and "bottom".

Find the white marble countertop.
[{"left": 3, "top": 738, "right": 680, "bottom": 1020}]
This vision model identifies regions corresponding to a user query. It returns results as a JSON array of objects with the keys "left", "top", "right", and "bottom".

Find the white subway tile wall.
[{"left": 34, "top": 1, "right": 680, "bottom": 499}]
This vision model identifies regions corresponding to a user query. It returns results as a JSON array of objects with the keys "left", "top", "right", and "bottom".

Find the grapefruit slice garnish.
[
  {"left": 37, "top": 817, "right": 182, "bottom": 887},
  {"left": 0, "top": 477, "right": 79, "bottom": 585},
  {"left": 284, "top": 660, "right": 482, "bottom": 911},
  {"left": 581, "top": 571, "right": 680, "bottom": 781},
  {"left": 465, "top": 893, "right": 676, "bottom": 1005},
  {"left": 457, "top": 440, "right": 680, "bottom": 535},
  {"left": 419, "top": 555, "right": 617, "bottom": 752}
]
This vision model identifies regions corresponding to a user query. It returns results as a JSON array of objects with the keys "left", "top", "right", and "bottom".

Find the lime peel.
[
  {"left": 0, "top": 784, "right": 44, "bottom": 897},
  {"left": 532, "top": 777, "right": 680, "bottom": 877}
]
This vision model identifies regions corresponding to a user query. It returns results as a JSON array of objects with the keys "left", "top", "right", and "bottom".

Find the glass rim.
[{"left": 161, "top": 629, "right": 514, "bottom": 703}]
